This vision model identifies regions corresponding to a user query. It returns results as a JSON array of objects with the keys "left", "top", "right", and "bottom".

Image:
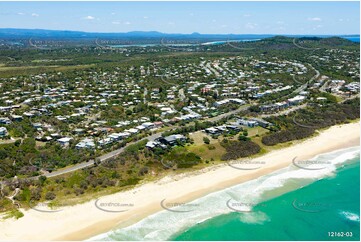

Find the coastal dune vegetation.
[{"left": 0, "top": 35, "right": 359, "bottom": 218}]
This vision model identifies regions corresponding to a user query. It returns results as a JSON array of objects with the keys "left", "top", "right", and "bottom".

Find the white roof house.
[
  {"left": 136, "top": 125, "right": 146, "bottom": 130},
  {"left": 146, "top": 141, "right": 157, "bottom": 149},
  {"left": 141, "top": 122, "right": 155, "bottom": 128},
  {"left": 288, "top": 95, "right": 306, "bottom": 104},
  {"left": 76, "top": 138, "right": 95, "bottom": 149},
  {"left": 127, "top": 128, "right": 139, "bottom": 134},
  {"left": 0, "top": 127, "right": 8, "bottom": 136},
  {"left": 57, "top": 137, "right": 72, "bottom": 146},
  {"left": 57, "top": 137, "right": 72, "bottom": 143}
]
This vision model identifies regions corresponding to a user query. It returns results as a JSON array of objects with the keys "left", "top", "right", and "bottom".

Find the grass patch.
[
  {"left": 187, "top": 142, "right": 226, "bottom": 161},
  {"left": 246, "top": 126, "right": 269, "bottom": 137},
  {"left": 0, "top": 64, "right": 95, "bottom": 78},
  {"left": 3, "top": 209, "right": 24, "bottom": 220}
]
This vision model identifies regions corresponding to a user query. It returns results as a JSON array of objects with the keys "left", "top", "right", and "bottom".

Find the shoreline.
[{"left": 0, "top": 122, "right": 359, "bottom": 241}]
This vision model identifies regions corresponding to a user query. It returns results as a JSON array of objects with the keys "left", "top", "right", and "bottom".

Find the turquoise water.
[
  {"left": 107, "top": 39, "right": 261, "bottom": 48},
  {"left": 90, "top": 146, "right": 360, "bottom": 241},
  {"left": 106, "top": 36, "right": 359, "bottom": 48},
  {"left": 173, "top": 156, "right": 360, "bottom": 241}
]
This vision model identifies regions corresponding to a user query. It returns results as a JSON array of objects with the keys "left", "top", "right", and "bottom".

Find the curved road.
[
  {"left": 292, "top": 38, "right": 320, "bottom": 51},
  {"left": 42, "top": 105, "right": 251, "bottom": 178},
  {"left": 29, "top": 63, "right": 321, "bottom": 180},
  {"left": 44, "top": 132, "right": 163, "bottom": 178}
]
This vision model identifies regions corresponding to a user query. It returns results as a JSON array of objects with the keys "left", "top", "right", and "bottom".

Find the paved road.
[
  {"left": 44, "top": 132, "right": 164, "bottom": 178},
  {"left": 205, "top": 62, "right": 220, "bottom": 77},
  {"left": 43, "top": 92, "right": 358, "bottom": 178},
  {"left": 13, "top": 83, "right": 355, "bottom": 180},
  {"left": 0, "top": 138, "right": 20, "bottom": 145},
  {"left": 292, "top": 65, "right": 320, "bottom": 95},
  {"left": 260, "top": 104, "right": 307, "bottom": 118},
  {"left": 178, "top": 88, "right": 186, "bottom": 101},
  {"left": 45, "top": 161, "right": 95, "bottom": 178},
  {"left": 281, "top": 65, "right": 320, "bottom": 102},
  {"left": 143, "top": 87, "right": 148, "bottom": 104},
  {"left": 341, "top": 94, "right": 360, "bottom": 103},
  {"left": 40, "top": 104, "right": 251, "bottom": 178},
  {"left": 260, "top": 65, "right": 320, "bottom": 118},
  {"left": 292, "top": 38, "right": 320, "bottom": 51},
  {"left": 207, "top": 104, "right": 250, "bottom": 122},
  {"left": 98, "top": 132, "right": 163, "bottom": 162},
  {"left": 319, "top": 80, "right": 330, "bottom": 93},
  {"left": 12, "top": 65, "right": 321, "bottom": 180},
  {"left": 279, "top": 64, "right": 320, "bottom": 103}
]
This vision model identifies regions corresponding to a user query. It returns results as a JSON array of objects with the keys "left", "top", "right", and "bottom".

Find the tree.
[
  {"left": 30, "top": 187, "right": 42, "bottom": 201},
  {"left": 238, "top": 135, "right": 250, "bottom": 141},
  {"left": 203, "top": 137, "right": 210, "bottom": 144},
  {"left": 249, "top": 105, "right": 260, "bottom": 113},
  {"left": 125, "top": 109, "right": 132, "bottom": 116},
  {"left": 38, "top": 176, "right": 47, "bottom": 186},
  {"left": 45, "top": 192, "right": 56, "bottom": 200},
  {"left": 14, "top": 140, "right": 21, "bottom": 147}
]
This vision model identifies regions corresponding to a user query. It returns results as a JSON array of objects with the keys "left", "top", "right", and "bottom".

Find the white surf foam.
[
  {"left": 339, "top": 211, "right": 360, "bottom": 222},
  {"left": 88, "top": 146, "right": 360, "bottom": 241}
]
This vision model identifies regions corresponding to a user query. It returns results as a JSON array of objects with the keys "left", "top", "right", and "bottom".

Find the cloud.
[
  {"left": 308, "top": 17, "right": 322, "bottom": 21},
  {"left": 124, "top": 21, "right": 131, "bottom": 25},
  {"left": 313, "top": 25, "right": 323, "bottom": 30},
  {"left": 31, "top": 13, "right": 39, "bottom": 17},
  {"left": 276, "top": 21, "right": 284, "bottom": 25},
  {"left": 84, "top": 16, "right": 95, "bottom": 20},
  {"left": 112, "top": 21, "right": 120, "bottom": 25},
  {"left": 143, "top": 16, "right": 148, "bottom": 19},
  {"left": 17, "top": 12, "right": 24, "bottom": 15},
  {"left": 243, "top": 14, "right": 251, "bottom": 17},
  {"left": 245, "top": 22, "right": 258, "bottom": 29}
]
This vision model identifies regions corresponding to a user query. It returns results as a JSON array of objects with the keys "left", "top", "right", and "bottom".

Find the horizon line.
[{"left": 0, "top": 27, "right": 359, "bottom": 36}]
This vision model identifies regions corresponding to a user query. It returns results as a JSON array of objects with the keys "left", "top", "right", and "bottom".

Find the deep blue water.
[{"left": 343, "top": 37, "right": 360, "bottom": 43}]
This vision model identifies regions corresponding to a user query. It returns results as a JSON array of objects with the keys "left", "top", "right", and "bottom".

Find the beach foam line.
[
  {"left": 89, "top": 146, "right": 360, "bottom": 241},
  {"left": 1, "top": 123, "right": 358, "bottom": 241},
  {"left": 339, "top": 210, "right": 360, "bottom": 223}
]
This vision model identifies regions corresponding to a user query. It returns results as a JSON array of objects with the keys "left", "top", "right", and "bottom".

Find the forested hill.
[{"left": 0, "top": 28, "right": 358, "bottom": 41}]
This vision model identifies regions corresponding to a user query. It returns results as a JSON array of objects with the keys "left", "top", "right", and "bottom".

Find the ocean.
[
  {"left": 343, "top": 37, "right": 360, "bottom": 43},
  {"left": 90, "top": 146, "right": 360, "bottom": 241}
]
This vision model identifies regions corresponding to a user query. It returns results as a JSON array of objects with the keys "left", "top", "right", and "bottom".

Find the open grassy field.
[
  {"left": 246, "top": 126, "right": 269, "bottom": 137},
  {"left": 187, "top": 131, "right": 226, "bottom": 161},
  {"left": 187, "top": 142, "right": 227, "bottom": 162},
  {"left": 0, "top": 63, "right": 95, "bottom": 77}
]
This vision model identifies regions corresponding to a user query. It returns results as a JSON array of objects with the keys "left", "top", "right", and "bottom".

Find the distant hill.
[
  {"left": 0, "top": 28, "right": 358, "bottom": 40},
  {"left": 0, "top": 28, "right": 275, "bottom": 40}
]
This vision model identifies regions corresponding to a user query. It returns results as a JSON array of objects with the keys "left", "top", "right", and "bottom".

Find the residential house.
[
  {"left": 0, "top": 127, "right": 8, "bottom": 137},
  {"left": 237, "top": 118, "right": 258, "bottom": 127},
  {"left": 57, "top": 137, "right": 73, "bottom": 146},
  {"left": 0, "top": 117, "right": 11, "bottom": 125},
  {"left": 157, "top": 134, "right": 186, "bottom": 146}
]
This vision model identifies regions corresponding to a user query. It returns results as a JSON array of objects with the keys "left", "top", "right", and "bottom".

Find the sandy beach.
[{"left": 0, "top": 122, "right": 359, "bottom": 241}]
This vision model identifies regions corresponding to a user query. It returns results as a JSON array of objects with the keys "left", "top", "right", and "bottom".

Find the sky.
[{"left": 0, "top": 1, "right": 359, "bottom": 35}]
